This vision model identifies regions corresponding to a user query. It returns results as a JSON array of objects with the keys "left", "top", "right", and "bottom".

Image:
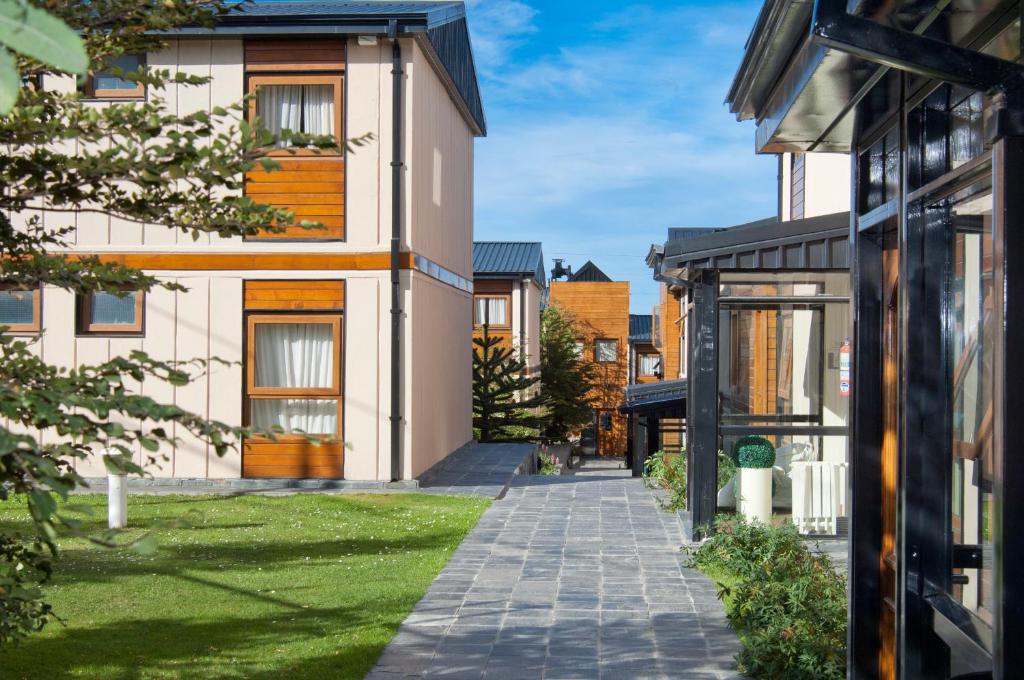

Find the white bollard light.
[{"left": 108, "top": 473, "right": 128, "bottom": 529}]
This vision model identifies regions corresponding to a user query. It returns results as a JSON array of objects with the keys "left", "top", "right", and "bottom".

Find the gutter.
[{"left": 390, "top": 21, "right": 404, "bottom": 482}]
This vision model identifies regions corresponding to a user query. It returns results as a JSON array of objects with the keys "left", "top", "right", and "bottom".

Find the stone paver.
[
  {"left": 367, "top": 458, "right": 742, "bottom": 680},
  {"left": 418, "top": 442, "right": 537, "bottom": 498}
]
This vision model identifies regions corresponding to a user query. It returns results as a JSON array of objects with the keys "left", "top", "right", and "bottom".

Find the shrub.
[
  {"left": 537, "top": 452, "right": 559, "bottom": 475},
  {"left": 644, "top": 450, "right": 687, "bottom": 511},
  {"left": 734, "top": 435, "right": 776, "bottom": 469},
  {"left": 717, "top": 450, "right": 737, "bottom": 490},
  {"left": 687, "top": 519, "right": 847, "bottom": 680}
]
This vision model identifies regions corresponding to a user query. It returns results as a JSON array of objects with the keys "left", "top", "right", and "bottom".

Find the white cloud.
[{"left": 465, "top": 0, "right": 538, "bottom": 74}]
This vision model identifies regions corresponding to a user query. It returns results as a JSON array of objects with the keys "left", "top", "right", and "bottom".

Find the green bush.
[
  {"left": 644, "top": 450, "right": 687, "bottom": 510},
  {"left": 537, "top": 451, "right": 559, "bottom": 475},
  {"left": 734, "top": 435, "right": 776, "bottom": 469},
  {"left": 717, "top": 450, "right": 737, "bottom": 490},
  {"left": 687, "top": 519, "right": 847, "bottom": 680}
]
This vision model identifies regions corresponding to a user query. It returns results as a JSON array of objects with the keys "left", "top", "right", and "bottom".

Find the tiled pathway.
[{"left": 367, "top": 459, "right": 741, "bottom": 679}]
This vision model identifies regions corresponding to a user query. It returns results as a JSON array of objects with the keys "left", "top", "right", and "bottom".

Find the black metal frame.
[{"left": 687, "top": 270, "right": 718, "bottom": 538}]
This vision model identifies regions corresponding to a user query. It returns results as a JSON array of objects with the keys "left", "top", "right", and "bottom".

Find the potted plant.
[{"left": 735, "top": 435, "right": 775, "bottom": 523}]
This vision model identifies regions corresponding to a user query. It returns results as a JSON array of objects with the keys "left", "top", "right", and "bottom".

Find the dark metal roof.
[
  {"left": 667, "top": 227, "right": 724, "bottom": 242},
  {"left": 169, "top": 2, "right": 485, "bottom": 136},
  {"left": 662, "top": 212, "right": 850, "bottom": 271},
  {"left": 629, "top": 314, "right": 653, "bottom": 344},
  {"left": 568, "top": 261, "right": 612, "bottom": 283},
  {"left": 473, "top": 242, "right": 545, "bottom": 285},
  {"left": 619, "top": 379, "right": 687, "bottom": 415}
]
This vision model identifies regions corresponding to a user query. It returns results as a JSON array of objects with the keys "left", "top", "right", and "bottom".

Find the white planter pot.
[{"left": 738, "top": 467, "right": 772, "bottom": 523}]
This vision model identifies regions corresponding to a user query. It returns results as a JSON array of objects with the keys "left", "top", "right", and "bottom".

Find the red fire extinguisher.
[{"left": 839, "top": 339, "right": 851, "bottom": 397}]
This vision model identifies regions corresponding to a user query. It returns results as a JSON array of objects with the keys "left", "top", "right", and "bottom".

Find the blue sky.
[{"left": 465, "top": 0, "right": 778, "bottom": 312}]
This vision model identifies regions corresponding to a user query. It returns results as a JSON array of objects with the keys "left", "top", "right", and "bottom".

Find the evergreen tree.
[
  {"left": 539, "top": 305, "right": 597, "bottom": 442},
  {"left": 473, "top": 326, "right": 545, "bottom": 442}
]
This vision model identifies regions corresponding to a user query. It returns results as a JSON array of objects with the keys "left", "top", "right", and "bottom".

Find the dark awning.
[
  {"left": 662, "top": 211, "right": 850, "bottom": 272},
  {"left": 619, "top": 379, "right": 687, "bottom": 415},
  {"left": 726, "top": 0, "right": 1014, "bottom": 153}
]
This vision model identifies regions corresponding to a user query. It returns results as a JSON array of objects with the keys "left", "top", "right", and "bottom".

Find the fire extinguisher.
[{"left": 839, "top": 339, "right": 851, "bottom": 397}]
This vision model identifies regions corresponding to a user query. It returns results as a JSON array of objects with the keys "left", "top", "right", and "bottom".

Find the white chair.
[{"left": 791, "top": 461, "right": 848, "bottom": 534}]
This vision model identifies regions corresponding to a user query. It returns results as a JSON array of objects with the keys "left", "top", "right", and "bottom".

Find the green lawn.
[{"left": 0, "top": 493, "right": 489, "bottom": 680}]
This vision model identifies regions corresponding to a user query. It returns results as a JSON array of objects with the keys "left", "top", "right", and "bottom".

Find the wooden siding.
[
  {"left": 549, "top": 281, "right": 630, "bottom": 456},
  {"left": 244, "top": 39, "right": 346, "bottom": 72},
  {"left": 245, "top": 158, "right": 345, "bottom": 239},
  {"left": 244, "top": 280, "right": 345, "bottom": 311},
  {"left": 242, "top": 440, "right": 343, "bottom": 478}
]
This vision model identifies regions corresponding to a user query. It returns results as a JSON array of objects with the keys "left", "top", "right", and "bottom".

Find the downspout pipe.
[{"left": 389, "top": 21, "right": 403, "bottom": 482}]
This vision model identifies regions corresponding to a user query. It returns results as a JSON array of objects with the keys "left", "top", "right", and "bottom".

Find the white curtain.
[
  {"left": 639, "top": 354, "right": 660, "bottom": 375},
  {"left": 257, "top": 85, "right": 334, "bottom": 147},
  {"left": 474, "top": 297, "right": 507, "bottom": 326},
  {"left": 252, "top": 323, "right": 336, "bottom": 434},
  {"left": 303, "top": 85, "right": 334, "bottom": 136},
  {"left": 252, "top": 399, "right": 337, "bottom": 435},
  {"left": 255, "top": 323, "right": 333, "bottom": 388}
]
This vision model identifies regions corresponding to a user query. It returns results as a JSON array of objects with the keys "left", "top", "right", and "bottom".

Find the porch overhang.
[
  {"left": 619, "top": 379, "right": 687, "bottom": 417},
  {"left": 727, "top": 0, "right": 1024, "bottom": 154}
]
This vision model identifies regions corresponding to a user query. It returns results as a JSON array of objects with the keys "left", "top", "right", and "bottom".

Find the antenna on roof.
[{"left": 551, "top": 259, "right": 573, "bottom": 281}]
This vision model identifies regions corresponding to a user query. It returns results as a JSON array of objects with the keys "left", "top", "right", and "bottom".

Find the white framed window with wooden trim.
[
  {"left": 84, "top": 54, "right": 146, "bottom": 100},
  {"left": 77, "top": 290, "right": 144, "bottom": 335},
  {"left": 474, "top": 294, "right": 511, "bottom": 329},
  {"left": 0, "top": 285, "right": 41, "bottom": 334},
  {"left": 638, "top": 353, "right": 661, "bottom": 376}
]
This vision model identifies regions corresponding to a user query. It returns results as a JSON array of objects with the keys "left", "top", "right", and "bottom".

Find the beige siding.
[
  {"left": 524, "top": 280, "right": 543, "bottom": 373},
  {"left": 408, "top": 272, "right": 472, "bottom": 478},
  {"left": 407, "top": 41, "right": 474, "bottom": 278},
  {"left": 803, "top": 153, "right": 850, "bottom": 218}
]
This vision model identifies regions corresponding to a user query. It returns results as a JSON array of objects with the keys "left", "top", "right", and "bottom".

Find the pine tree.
[
  {"left": 539, "top": 305, "right": 597, "bottom": 442},
  {"left": 473, "top": 326, "right": 545, "bottom": 442}
]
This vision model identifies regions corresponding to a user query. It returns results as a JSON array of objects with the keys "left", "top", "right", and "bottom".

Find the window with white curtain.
[
  {"left": 247, "top": 316, "right": 341, "bottom": 436},
  {"left": 252, "top": 77, "right": 340, "bottom": 148},
  {"left": 639, "top": 354, "right": 661, "bottom": 375},
  {"left": 595, "top": 339, "right": 618, "bottom": 363},
  {"left": 474, "top": 296, "right": 509, "bottom": 327}
]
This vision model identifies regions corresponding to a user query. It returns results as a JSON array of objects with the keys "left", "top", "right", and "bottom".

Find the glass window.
[
  {"left": 639, "top": 354, "right": 660, "bottom": 375},
  {"left": 0, "top": 287, "right": 39, "bottom": 332},
  {"left": 573, "top": 342, "right": 584, "bottom": 358},
  {"left": 246, "top": 315, "right": 341, "bottom": 439},
  {"left": 89, "top": 54, "right": 145, "bottom": 98},
  {"left": 253, "top": 78, "right": 340, "bottom": 148},
  {"left": 474, "top": 296, "right": 509, "bottom": 327},
  {"left": 946, "top": 183, "right": 994, "bottom": 624},
  {"left": 595, "top": 339, "right": 618, "bottom": 363},
  {"left": 79, "top": 291, "right": 143, "bottom": 334}
]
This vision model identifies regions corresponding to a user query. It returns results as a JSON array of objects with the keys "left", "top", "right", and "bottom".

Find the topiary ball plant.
[{"left": 734, "top": 435, "right": 776, "bottom": 469}]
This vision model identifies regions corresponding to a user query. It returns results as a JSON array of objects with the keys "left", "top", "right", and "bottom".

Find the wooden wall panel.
[
  {"left": 243, "top": 280, "right": 345, "bottom": 311},
  {"left": 549, "top": 281, "right": 630, "bottom": 456},
  {"left": 245, "top": 39, "right": 346, "bottom": 72},
  {"left": 245, "top": 158, "right": 345, "bottom": 239},
  {"left": 242, "top": 440, "right": 343, "bottom": 478},
  {"left": 473, "top": 279, "right": 514, "bottom": 294}
]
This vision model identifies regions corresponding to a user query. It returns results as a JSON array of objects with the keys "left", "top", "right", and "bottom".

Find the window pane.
[
  {"left": 256, "top": 84, "right": 335, "bottom": 147},
  {"left": 254, "top": 323, "right": 335, "bottom": 389},
  {"left": 719, "top": 308, "right": 824, "bottom": 419},
  {"left": 90, "top": 292, "right": 137, "bottom": 326},
  {"left": 251, "top": 399, "right": 338, "bottom": 435},
  {"left": 94, "top": 54, "right": 141, "bottom": 91},
  {"left": 0, "top": 289, "right": 35, "bottom": 325},
  {"left": 948, "top": 185, "right": 994, "bottom": 624},
  {"left": 573, "top": 342, "right": 583, "bottom": 358},
  {"left": 474, "top": 297, "right": 507, "bottom": 326},
  {"left": 596, "top": 340, "right": 617, "bottom": 362},
  {"left": 639, "top": 354, "right": 660, "bottom": 374}
]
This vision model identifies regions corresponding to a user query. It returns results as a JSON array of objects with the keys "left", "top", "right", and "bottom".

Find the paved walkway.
[
  {"left": 418, "top": 442, "right": 537, "bottom": 498},
  {"left": 368, "top": 458, "right": 741, "bottom": 680}
]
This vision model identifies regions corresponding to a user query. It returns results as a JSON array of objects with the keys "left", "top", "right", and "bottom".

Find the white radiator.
[{"left": 790, "top": 461, "right": 848, "bottom": 535}]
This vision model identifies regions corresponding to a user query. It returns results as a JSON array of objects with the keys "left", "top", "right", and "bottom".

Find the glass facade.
[{"left": 717, "top": 272, "right": 851, "bottom": 534}]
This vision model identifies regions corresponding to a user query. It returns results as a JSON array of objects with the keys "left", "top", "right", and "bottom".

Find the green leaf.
[
  {"left": 0, "top": 0, "right": 88, "bottom": 75},
  {"left": 131, "top": 534, "right": 158, "bottom": 556},
  {"left": 0, "top": 46, "right": 17, "bottom": 115}
]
